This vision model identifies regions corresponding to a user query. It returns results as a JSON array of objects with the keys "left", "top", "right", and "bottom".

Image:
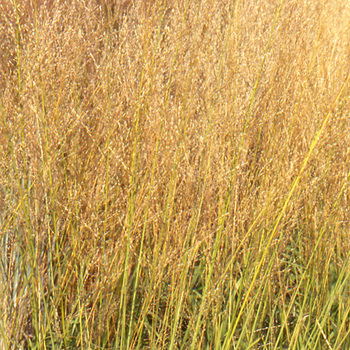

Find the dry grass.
[{"left": 1, "top": 0, "right": 350, "bottom": 348}]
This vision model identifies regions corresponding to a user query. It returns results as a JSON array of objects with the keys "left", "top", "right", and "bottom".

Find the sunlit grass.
[{"left": 1, "top": 0, "right": 350, "bottom": 349}]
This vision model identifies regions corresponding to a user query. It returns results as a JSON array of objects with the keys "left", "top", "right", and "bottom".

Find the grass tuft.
[{"left": 1, "top": 0, "right": 350, "bottom": 349}]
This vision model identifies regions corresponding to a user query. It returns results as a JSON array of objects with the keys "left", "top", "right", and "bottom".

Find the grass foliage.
[{"left": 1, "top": 0, "right": 350, "bottom": 348}]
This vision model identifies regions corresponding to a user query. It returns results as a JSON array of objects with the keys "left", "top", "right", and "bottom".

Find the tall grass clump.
[{"left": 1, "top": 0, "right": 350, "bottom": 348}]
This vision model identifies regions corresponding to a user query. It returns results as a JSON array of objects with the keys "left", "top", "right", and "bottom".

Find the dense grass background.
[{"left": 1, "top": 0, "right": 350, "bottom": 348}]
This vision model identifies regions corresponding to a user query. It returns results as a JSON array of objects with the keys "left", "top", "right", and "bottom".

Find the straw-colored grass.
[{"left": 1, "top": 0, "right": 350, "bottom": 348}]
